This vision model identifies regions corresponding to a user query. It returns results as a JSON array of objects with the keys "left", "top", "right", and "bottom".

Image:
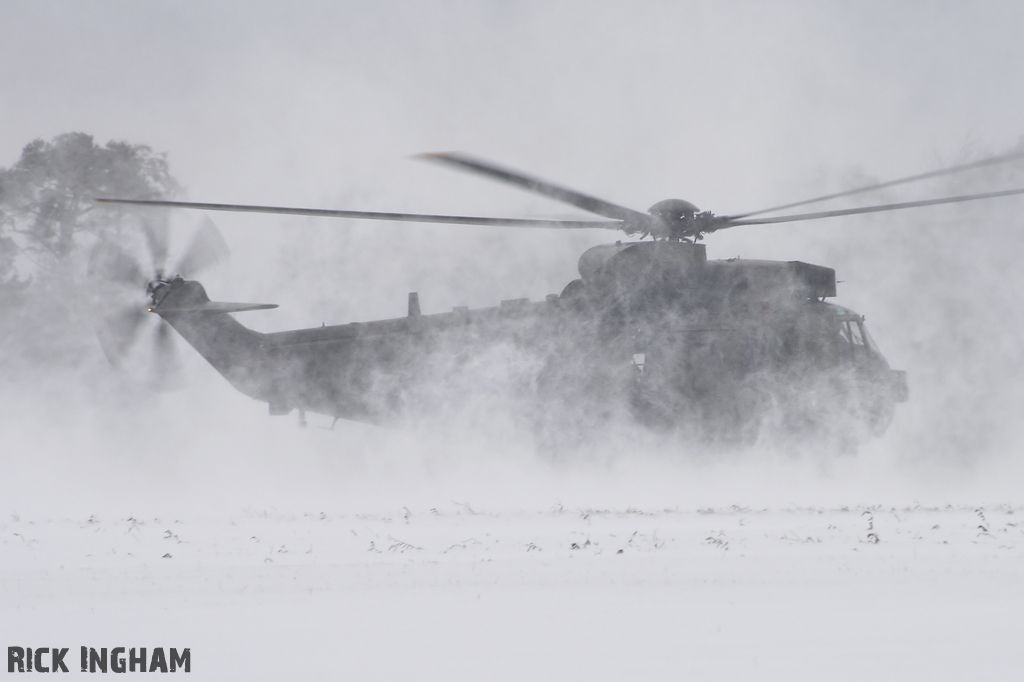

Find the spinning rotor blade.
[
  {"left": 88, "top": 239, "right": 151, "bottom": 366},
  {"left": 86, "top": 215, "right": 219, "bottom": 389},
  {"left": 150, "top": 320, "right": 182, "bottom": 391},
  {"left": 733, "top": 149, "right": 1024, "bottom": 219},
  {"left": 417, "top": 152, "right": 652, "bottom": 225},
  {"left": 95, "top": 199, "right": 622, "bottom": 230},
  {"left": 141, "top": 215, "right": 170, "bottom": 273},
  {"left": 174, "top": 216, "right": 230, "bottom": 279},
  {"left": 88, "top": 240, "right": 148, "bottom": 289},
  {"left": 725, "top": 186, "right": 1024, "bottom": 227},
  {"left": 95, "top": 306, "right": 148, "bottom": 367}
]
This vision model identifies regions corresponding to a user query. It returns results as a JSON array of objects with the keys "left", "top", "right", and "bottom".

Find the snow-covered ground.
[
  {"left": 5, "top": 506, "right": 1023, "bottom": 679},
  {"left": 3, "top": 379, "right": 1024, "bottom": 681}
]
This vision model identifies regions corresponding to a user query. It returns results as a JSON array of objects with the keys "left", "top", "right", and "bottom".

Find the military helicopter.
[{"left": 92, "top": 150, "right": 1024, "bottom": 446}]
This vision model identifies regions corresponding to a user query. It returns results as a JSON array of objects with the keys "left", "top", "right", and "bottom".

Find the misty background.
[{"left": 3, "top": 0, "right": 1024, "bottom": 517}]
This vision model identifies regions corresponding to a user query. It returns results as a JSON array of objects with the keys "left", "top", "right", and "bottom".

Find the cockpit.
[
  {"left": 773, "top": 302, "right": 887, "bottom": 370},
  {"left": 829, "top": 304, "right": 880, "bottom": 356}
]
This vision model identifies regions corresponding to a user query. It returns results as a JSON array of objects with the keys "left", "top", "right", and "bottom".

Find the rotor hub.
[
  {"left": 147, "top": 274, "right": 184, "bottom": 308},
  {"left": 646, "top": 199, "right": 725, "bottom": 241},
  {"left": 648, "top": 198, "right": 700, "bottom": 220}
]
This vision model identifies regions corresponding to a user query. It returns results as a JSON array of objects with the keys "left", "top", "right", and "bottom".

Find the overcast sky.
[
  {"left": 5, "top": 2, "right": 1023, "bottom": 200},
  {"left": 3, "top": 1, "right": 1024, "bottom": 508},
  {"left": 4, "top": 2, "right": 1022, "bottom": 250}
]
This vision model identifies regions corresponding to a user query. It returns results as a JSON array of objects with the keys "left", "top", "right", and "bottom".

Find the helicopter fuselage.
[{"left": 153, "top": 241, "right": 907, "bottom": 445}]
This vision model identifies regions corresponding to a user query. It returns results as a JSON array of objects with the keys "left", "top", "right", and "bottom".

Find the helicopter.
[{"left": 91, "top": 150, "right": 1024, "bottom": 447}]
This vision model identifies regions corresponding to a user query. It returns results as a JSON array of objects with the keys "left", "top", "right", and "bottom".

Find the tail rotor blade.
[
  {"left": 174, "top": 215, "right": 230, "bottom": 279},
  {"left": 141, "top": 215, "right": 170, "bottom": 274},
  {"left": 95, "top": 306, "right": 148, "bottom": 367},
  {"left": 150, "top": 320, "right": 182, "bottom": 391},
  {"left": 88, "top": 240, "right": 148, "bottom": 289}
]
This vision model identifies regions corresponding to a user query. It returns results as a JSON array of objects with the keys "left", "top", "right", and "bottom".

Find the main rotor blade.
[
  {"left": 174, "top": 216, "right": 230, "bottom": 279},
  {"left": 416, "top": 152, "right": 652, "bottom": 225},
  {"left": 725, "top": 187, "right": 1024, "bottom": 226},
  {"left": 734, "top": 149, "right": 1024, "bottom": 219},
  {"left": 96, "top": 199, "right": 622, "bottom": 230}
]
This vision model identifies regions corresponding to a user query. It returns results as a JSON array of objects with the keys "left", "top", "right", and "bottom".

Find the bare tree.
[
  {"left": 0, "top": 132, "right": 180, "bottom": 284},
  {"left": 0, "top": 133, "right": 181, "bottom": 372}
]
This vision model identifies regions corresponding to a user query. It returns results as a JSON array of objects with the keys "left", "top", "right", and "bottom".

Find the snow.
[
  {"left": 3, "top": 375, "right": 1024, "bottom": 680},
  {"left": 5, "top": 495, "right": 1023, "bottom": 680}
]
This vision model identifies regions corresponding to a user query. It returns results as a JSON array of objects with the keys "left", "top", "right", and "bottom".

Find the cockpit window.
[
  {"left": 779, "top": 302, "right": 881, "bottom": 367},
  {"left": 838, "top": 319, "right": 877, "bottom": 360},
  {"left": 840, "top": 320, "right": 864, "bottom": 346}
]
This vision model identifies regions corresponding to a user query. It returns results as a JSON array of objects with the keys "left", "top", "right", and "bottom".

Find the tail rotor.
[{"left": 88, "top": 214, "right": 230, "bottom": 389}]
